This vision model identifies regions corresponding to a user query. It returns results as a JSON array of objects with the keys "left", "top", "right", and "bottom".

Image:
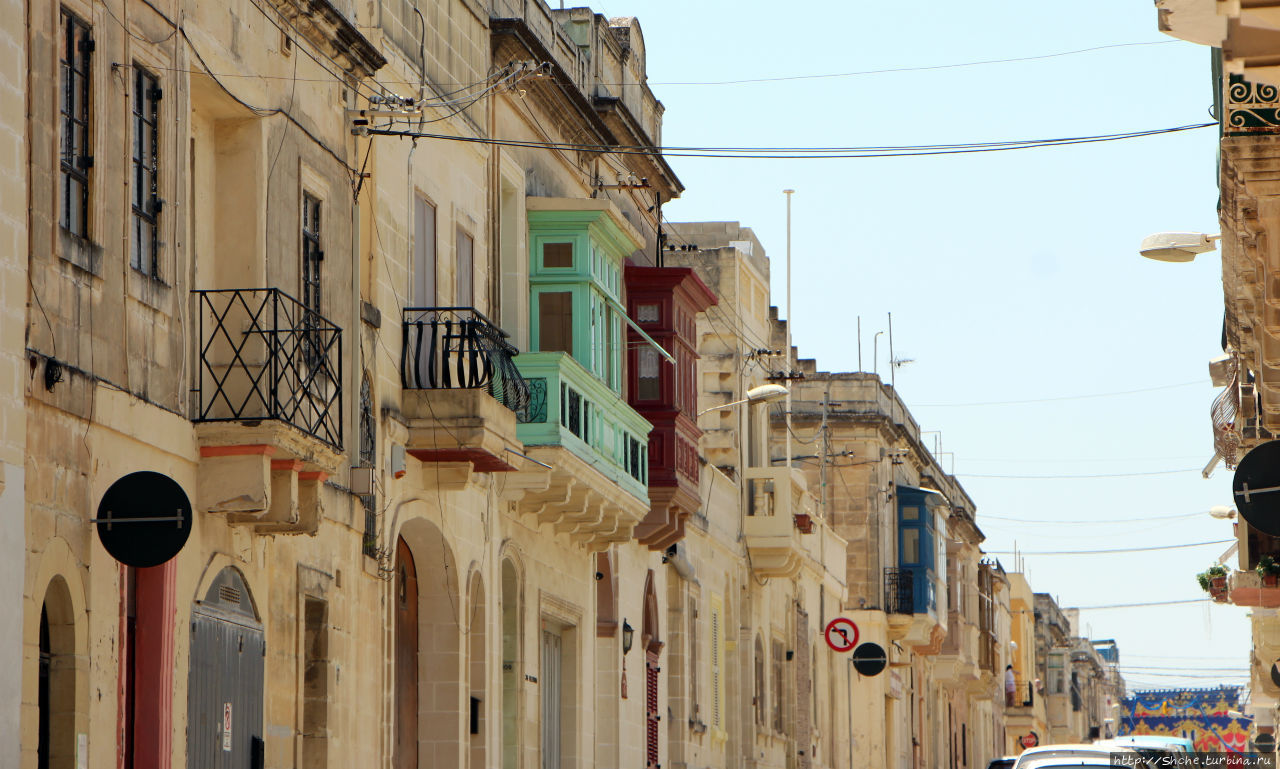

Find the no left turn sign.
[{"left": 823, "top": 617, "right": 859, "bottom": 652}]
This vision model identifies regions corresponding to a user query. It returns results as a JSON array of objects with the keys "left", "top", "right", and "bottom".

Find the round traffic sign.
[
  {"left": 96, "top": 471, "right": 193, "bottom": 568},
  {"left": 1234, "top": 441, "right": 1280, "bottom": 535},
  {"left": 1021, "top": 732, "right": 1039, "bottom": 749},
  {"left": 852, "top": 642, "right": 887, "bottom": 677},
  {"left": 824, "top": 617, "right": 859, "bottom": 653},
  {"left": 1255, "top": 733, "right": 1276, "bottom": 753}
]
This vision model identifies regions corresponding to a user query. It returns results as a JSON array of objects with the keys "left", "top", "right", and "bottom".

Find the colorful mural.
[{"left": 1121, "top": 687, "right": 1252, "bottom": 752}]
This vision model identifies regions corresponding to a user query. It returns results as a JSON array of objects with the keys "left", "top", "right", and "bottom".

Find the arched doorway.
[
  {"left": 500, "top": 558, "right": 520, "bottom": 769},
  {"left": 38, "top": 576, "right": 78, "bottom": 769},
  {"left": 642, "top": 572, "right": 662, "bottom": 769},
  {"left": 394, "top": 537, "right": 419, "bottom": 769},
  {"left": 187, "top": 567, "right": 264, "bottom": 768},
  {"left": 396, "top": 520, "right": 462, "bottom": 768},
  {"left": 468, "top": 573, "right": 486, "bottom": 769}
]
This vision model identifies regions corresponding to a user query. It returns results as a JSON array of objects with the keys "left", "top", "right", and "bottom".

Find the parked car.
[
  {"left": 1014, "top": 744, "right": 1151, "bottom": 769},
  {"left": 1104, "top": 735, "right": 1193, "bottom": 755},
  {"left": 987, "top": 757, "right": 1018, "bottom": 769}
]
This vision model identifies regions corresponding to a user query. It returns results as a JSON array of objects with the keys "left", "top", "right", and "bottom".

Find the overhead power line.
[
  {"left": 646, "top": 40, "right": 1181, "bottom": 86},
  {"left": 914, "top": 380, "right": 1203, "bottom": 407},
  {"left": 960, "top": 468, "right": 1198, "bottom": 479},
  {"left": 361, "top": 123, "right": 1215, "bottom": 160},
  {"left": 1070, "top": 596, "right": 1208, "bottom": 609},
  {"left": 987, "top": 540, "right": 1233, "bottom": 556},
  {"left": 982, "top": 511, "right": 1206, "bottom": 524}
]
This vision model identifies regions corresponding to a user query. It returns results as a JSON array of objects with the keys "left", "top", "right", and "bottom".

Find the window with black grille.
[
  {"left": 359, "top": 374, "right": 377, "bottom": 557},
  {"left": 302, "top": 193, "right": 323, "bottom": 366},
  {"left": 131, "top": 67, "right": 160, "bottom": 275},
  {"left": 59, "top": 11, "right": 92, "bottom": 238}
]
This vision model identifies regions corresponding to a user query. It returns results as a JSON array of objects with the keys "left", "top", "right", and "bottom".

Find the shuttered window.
[
  {"left": 646, "top": 650, "right": 660, "bottom": 768},
  {"left": 689, "top": 597, "right": 699, "bottom": 721},
  {"left": 541, "top": 630, "right": 561, "bottom": 769},
  {"left": 710, "top": 597, "right": 723, "bottom": 732}
]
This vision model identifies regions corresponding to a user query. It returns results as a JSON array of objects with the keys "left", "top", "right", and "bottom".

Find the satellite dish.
[
  {"left": 1233, "top": 441, "right": 1280, "bottom": 535},
  {"left": 1271, "top": 660, "right": 1280, "bottom": 689},
  {"left": 95, "top": 471, "right": 193, "bottom": 568},
  {"left": 852, "top": 642, "right": 888, "bottom": 677}
]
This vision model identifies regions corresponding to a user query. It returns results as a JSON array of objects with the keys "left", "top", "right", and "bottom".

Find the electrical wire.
[
  {"left": 982, "top": 511, "right": 1207, "bottom": 524},
  {"left": 914, "top": 380, "right": 1204, "bottom": 407},
  {"left": 361, "top": 123, "right": 1216, "bottom": 160},
  {"left": 642, "top": 41, "right": 1181, "bottom": 86},
  {"left": 958, "top": 468, "right": 1198, "bottom": 479},
  {"left": 1071, "top": 598, "right": 1211, "bottom": 610},
  {"left": 986, "top": 540, "right": 1233, "bottom": 556}
]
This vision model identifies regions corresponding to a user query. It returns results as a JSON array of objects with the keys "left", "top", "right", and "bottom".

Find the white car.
[
  {"left": 1013, "top": 744, "right": 1149, "bottom": 769},
  {"left": 1102, "top": 735, "right": 1193, "bottom": 755}
]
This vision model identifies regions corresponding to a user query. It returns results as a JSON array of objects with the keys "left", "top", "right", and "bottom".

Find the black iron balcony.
[
  {"left": 192, "top": 288, "right": 343, "bottom": 448},
  {"left": 401, "top": 307, "right": 529, "bottom": 412},
  {"left": 884, "top": 567, "right": 914, "bottom": 615}
]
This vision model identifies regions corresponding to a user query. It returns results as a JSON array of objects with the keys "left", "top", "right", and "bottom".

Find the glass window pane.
[
  {"left": 638, "top": 347, "right": 660, "bottom": 400},
  {"left": 903, "top": 529, "right": 920, "bottom": 564},
  {"left": 538, "top": 292, "right": 573, "bottom": 354},
  {"left": 542, "top": 242, "right": 572, "bottom": 269},
  {"left": 456, "top": 227, "right": 473, "bottom": 306}
]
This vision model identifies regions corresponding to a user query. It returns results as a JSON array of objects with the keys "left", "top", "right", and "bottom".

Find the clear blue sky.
[{"left": 627, "top": 0, "right": 1250, "bottom": 690}]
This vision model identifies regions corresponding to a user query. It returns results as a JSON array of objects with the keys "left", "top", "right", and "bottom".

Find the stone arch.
[
  {"left": 396, "top": 514, "right": 463, "bottom": 768},
  {"left": 24, "top": 538, "right": 89, "bottom": 769},
  {"left": 642, "top": 570, "right": 660, "bottom": 652},
  {"left": 190, "top": 554, "right": 260, "bottom": 621}
]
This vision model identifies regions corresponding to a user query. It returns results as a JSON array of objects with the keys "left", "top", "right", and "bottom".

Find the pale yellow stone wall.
[{"left": 0, "top": 0, "right": 26, "bottom": 756}]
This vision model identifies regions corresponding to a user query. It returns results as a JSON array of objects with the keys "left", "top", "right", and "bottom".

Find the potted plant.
[
  {"left": 1197, "top": 564, "right": 1229, "bottom": 599},
  {"left": 1258, "top": 555, "right": 1280, "bottom": 587},
  {"left": 794, "top": 513, "right": 814, "bottom": 534}
]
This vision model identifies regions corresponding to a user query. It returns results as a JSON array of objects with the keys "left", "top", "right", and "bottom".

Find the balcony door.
[{"left": 412, "top": 196, "right": 436, "bottom": 308}]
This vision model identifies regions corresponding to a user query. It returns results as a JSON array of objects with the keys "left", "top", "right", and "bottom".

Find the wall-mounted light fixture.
[
  {"left": 622, "top": 620, "right": 634, "bottom": 655},
  {"left": 1138, "top": 232, "right": 1220, "bottom": 263},
  {"left": 695, "top": 384, "right": 789, "bottom": 417}
]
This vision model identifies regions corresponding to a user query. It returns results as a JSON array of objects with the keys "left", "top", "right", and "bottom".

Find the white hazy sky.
[{"left": 623, "top": 0, "right": 1251, "bottom": 690}]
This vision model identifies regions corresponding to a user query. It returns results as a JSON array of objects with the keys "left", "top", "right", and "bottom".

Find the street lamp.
[
  {"left": 695, "top": 384, "right": 789, "bottom": 417},
  {"left": 1139, "top": 232, "right": 1221, "bottom": 263}
]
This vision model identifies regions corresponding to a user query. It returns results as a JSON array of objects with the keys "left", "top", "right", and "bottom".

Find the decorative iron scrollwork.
[{"left": 1226, "top": 75, "right": 1280, "bottom": 134}]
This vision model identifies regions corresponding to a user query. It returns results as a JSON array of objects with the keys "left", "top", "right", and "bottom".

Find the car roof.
[{"left": 1014, "top": 745, "right": 1137, "bottom": 769}]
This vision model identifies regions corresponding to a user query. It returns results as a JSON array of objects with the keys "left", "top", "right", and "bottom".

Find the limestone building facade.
[{"left": 8, "top": 2, "right": 1116, "bottom": 768}]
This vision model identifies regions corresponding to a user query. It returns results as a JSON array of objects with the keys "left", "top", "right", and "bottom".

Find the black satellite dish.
[
  {"left": 852, "top": 642, "right": 888, "bottom": 677},
  {"left": 1271, "top": 660, "right": 1280, "bottom": 689},
  {"left": 95, "top": 471, "right": 193, "bottom": 568},
  {"left": 1233, "top": 441, "right": 1280, "bottom": 535}
]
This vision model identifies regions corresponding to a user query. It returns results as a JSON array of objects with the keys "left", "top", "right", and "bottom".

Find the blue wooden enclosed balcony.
[
  {"left": 400, "top": 307, "right": 530, "bottom": 476},
  {"left": 887, "top": 485, "right": 949, "bottom": 652}
]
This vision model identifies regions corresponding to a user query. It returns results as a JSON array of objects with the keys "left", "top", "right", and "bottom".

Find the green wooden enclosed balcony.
[{"left": 515, "top": 351, "right": 652, "bottom": 505}]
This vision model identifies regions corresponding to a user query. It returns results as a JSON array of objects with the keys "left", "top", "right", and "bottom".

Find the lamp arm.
[{"left": 696, "top": 396, "right": 751, "bottom": 417}]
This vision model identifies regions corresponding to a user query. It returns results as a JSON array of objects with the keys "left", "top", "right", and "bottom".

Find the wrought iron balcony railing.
[
  {"left": 1226, "top": 75, "right": 1280, "bottom": 136},
  {"left": 1006, "top": 681, "right": 1034, "bottom": 709},
  {"left": 884, "top": 567, "right": 914, "bottom": 615},
  {"left": 192, "top": 288, "right": 343, "bottom": 448},
  {"left": 400, "top": 307, "right": 530, "bottom": 412}
]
